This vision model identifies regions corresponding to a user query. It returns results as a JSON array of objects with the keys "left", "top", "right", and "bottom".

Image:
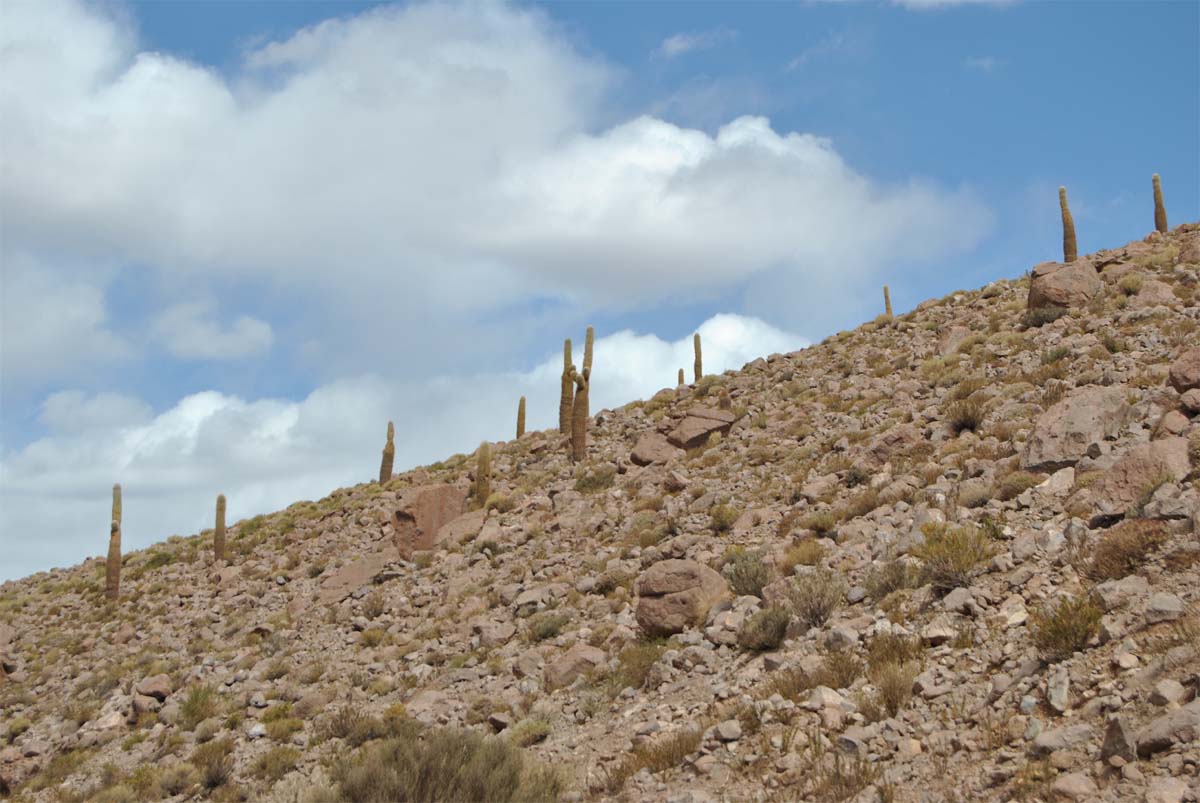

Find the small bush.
[
  {"left": 946, "top": 398, "right": 986, "bottom": 435},
  {"left": 604, "top": 640, "right": 669, "bottom": 694},
  {"left": 1087, "top": 519, "right": 1169, "bottom": 581},
  {"left": 1031, "top": 594, "right": 1102, "bottom": 662},
  {"left": 818, "top": 649, "right": 864, "bottom": 689},
  {"left": 527, "top": 612, "right": 570, "bottom": 642},
  {"left": 252, "top": 746, "right": 300, "bottom": 781},
  {"left": 360, "top": 628, "right": 388, "bottom": 648},
  {"left": 1117, "top": 273, "right": 1144, "bottom": 296},
  {"left": 996, "top": 471, "right": 1040, "bottom": 501},
  {"left": 709, "top": 504, "right": 740, "bottom": 533},
  {"left": 865, "top": 558, "right": 920, "bottom": 600},
  {"left": 1040, "top": 346, "right": 1070, "bottom": 364},
  {"left": 738, "top": 607, "right": 790, "bottom": 652},
  {"left": 722, "top": 550, "right": 772, "bottom": 597},
  {"left": 783, "top": 570, "right": 847, "bottom": 629},
  {"left": 602, "top": 727, "right": 702, "bottom": 793},
  {"left": 362, "top": 590, "right": 386, "bottom": 620},
  {"left": 779, "top": 541, "right": 825, "bottom": 576},
  {"left": 574, "top": 465, "right": 617, "bottom": 494},
  {"left": 912, "top": 524, "right": 995, "bottom": 593},
  {"left": 1023, "top": 306, "right": 1067, "bottom": 328},
  {"left": 179, "top": 684, "right": 219, "bottom": 731},
  {"left": 802, "top": 511, "right": 837, "bottom": 537},
  {"left": 332, "top": 727, "right": 562, "bottom": 802},
  {"left": 869, "top": 661, "right": 918, "bottom": 717},
  {"left": 508, "top": 718, "right": 551, "bottom": 747},
  {"left": 190, "top": 738, "right": 234, "bottom": 789}
]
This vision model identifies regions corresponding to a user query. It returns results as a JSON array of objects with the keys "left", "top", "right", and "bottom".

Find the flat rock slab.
[
  {"left": 631, "top": 432, "right": 684, "bottom": 466},
  {"left": 1136, "top": 699, "right": 1200, "bottom": 758},
  {"left": 393, "top": 484, "right": 468, "bottom": 558},
  {"left": 1021, "top": 385, "right": 1129, "bottom": 471},
  {"left": 318, "top": 547, "right": 398, "bottom": 605},
  {"left": 666, "top": 407, "right": 737, "bottom": 449},
  {"left": 1082, "top": 437, "right": 1191, "bottom": 525}
]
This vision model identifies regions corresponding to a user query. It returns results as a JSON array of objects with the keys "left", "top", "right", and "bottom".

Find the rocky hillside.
[{"left": 2, "top": 225, "right": 1199, "bottom": 803}]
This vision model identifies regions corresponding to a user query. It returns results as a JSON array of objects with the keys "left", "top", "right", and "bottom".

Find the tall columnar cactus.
[
  {"left": 678, "top": 368, "right": 685, "bottom": 386},
  {"left": 112, "top": 483, "right": 122, "bottom": 527},
  {"left": 883, "top": 285, "right": 893, "bottom": 318},
  {"left": 693, "top": 333, "right": 702, "bottom": 383},
  {"left": 474, "top": 441, "right": 492, "bottom": 506},
  {"left": 214, "top": 494, "right": 226, "bottom": 564},
  {"left": 582, "top": 326, "right": 594, "bottom": 377},
  {"left": 1153, "top": 174, "right": 1168, "bottom": 233},
  {"left": 571, "top": 369, "right": 589, "bottom": 462},
  {"left": 106, "top": 520, "right": 121, "bottom": 601},
  {"left": 1059, "top": 186, "right": 1077, "bottom": 263},
  {"left": 516, "top": 396, "right": 526, "bottom": 439},
  {"left": 379, "top": 421, "right": 395, "bottom": 484},
  {"left": 559, "top": 339, "right": 573, "bottom": 434}
]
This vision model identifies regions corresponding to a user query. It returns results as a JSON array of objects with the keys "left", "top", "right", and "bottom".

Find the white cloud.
[
  {"left": 893, "top": 0, "right": 1016, "bottom": 8},
  {"left": 0, "top": 253, "right": 131, "bottom": 383},
  {"left": 0, "top": 0, "right": 989, "bottom": 384},
  {"left": 656, "top": 29, "right": 737, "bottom": 59},
  {"left": 152, "top": 300, "right": 274, "bottom": 360},
  {"left": 963, "top": 56, "right": 1000, "bottom": 73},
  {"left": 786, "top": 32, "right": 848, "bottom": 71},
  {"left": 0, "top": 314, "right": 807, "bottom": 580}
]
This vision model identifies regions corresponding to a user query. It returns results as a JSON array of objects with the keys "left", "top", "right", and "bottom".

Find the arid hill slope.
[{"left": 2, "top": 224, "right": 1199, "bottom": 803}]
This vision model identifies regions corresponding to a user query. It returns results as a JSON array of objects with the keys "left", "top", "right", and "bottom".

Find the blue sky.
[{"left": 1, "top": 0, "right": 1197, "bottom": 581}]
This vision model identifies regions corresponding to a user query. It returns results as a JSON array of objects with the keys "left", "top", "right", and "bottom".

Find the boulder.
[
  {"left": 1020, "top": 386, "right": 1129, "bottom": 471},
  {"left": 544, "top": 642, "right": 607, "bottom": 689},
  {"left": 393, "top": 484, "right": 468, "bottom": 558},
  {"left": 1130, "top": 279, "right": 1177, "bottom": 309},
  {"left": 1136, "top": 699, "right": 1200, "bottom": 758},
  {"left": 134, "top": 674, "right": 172, "bottom": 702},
  {"left": 1083, "top": 437, "right": 1191, "bottom": 525},
  {"left": 635, "top": 559, "right": 731, "bottom": 636},
  {"left": 1031, "top": 724, "right": 1094, "bottom": 755},
  {"left": 1167, "top": 348, "right": 1200, "bottom": 393},
  {"left": 318, "top": 548, "right": 397, "bottom": 605},
  {"left": 666, "top": 407, "right": 736, "bottom": 449},
  {"left": 631, "top": 432, "right": 684, "bottom": 466},
  {"left": 1027, "top": 260, "right": 1102, "bottom": 310},
  {"left": 432, "top": 509, "right": 486, "bottom": 552}
]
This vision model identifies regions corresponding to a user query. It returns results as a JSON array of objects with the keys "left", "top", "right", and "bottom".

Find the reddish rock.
[
  {"left": 1027, "top": 259, "right": 1102, "bottom": 310},
  {"left": 432, "top": 509, "right": 486, "bottom": 552},
  {"left": 1021, "top": 386, "right": 1129, "bottom": 471},
  {"left": 392, "top": 484, "right": 468, "bottom": 558},
  {"left": 1130, "top": 279, "right": 1177, "bottom": 309},
  {"left": 544, "top": 642, "right": 607, "bottom": 689},
  {"left": 1167, "top": 348, "right": 1200, "bottom": 393},
  {"left": 1084, "top": 437, "right": 1192, "bottom": 525},
  {"left": 666, "top": 407, "right": 737, "bottom": 449},
  {"left": 636, "top": 559, "right": 731, "bottom": 636},
  {"left": 135, "top": 674, "right": 172, "bottom": 702},
  {"left": 317, "top": 548, "right": 397, "bottom": 605},
  {"left": 631, "top": 432, "right": 684, "bottom": 466},
  {"left": 1156, "top": 410, "right": 1189, "bottom": 438}
]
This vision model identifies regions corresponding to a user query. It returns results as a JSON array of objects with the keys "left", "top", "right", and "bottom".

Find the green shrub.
[
  {"left": 738, "top": 607, "right": 790, "bottom": 652},
  {"left": 912, "top": 524, "right": 995, "bottom": 592},
  {"left": 178, "top": 685, "right": 218, "bottom": 731},
  {"left": 782, "top": 569, "right": 847, "bottom": 629},
  {"left": 865, "top": 558, "right": 920, "bottom": 600},
  {"left": 709, "top": 504, "right": 739, "bottom": 533},
  {"left": 190, "top": 738, "right": 234, "bottom": 789},
  {"left": 946, "top": 398, "right": 986, "bottom": 435},
  {"left": 1086, "top": 519, "right": 1169, "bottom": 581},
  {"left": 722, "top": 550, "right": 772, "bottom": 597},
  {"left": 1023, "top": 306, "right": 1067, "bottom": 328},
  {"left": 996, "top": 471, "right": 1040, "bottom": 501},
  {"left": 252, "top": 746, "right": 300, "bottom": 781},
  {"left": 574, "top": 465, "right": 617, "bottom": 494},
  {"left": 778, "top": 541, "right": 826, "bottom": 575},
  {"left": 1031, "top": 594, "right": 1102, "bottom": 662},
  {"left": 527, "top": 612, "right": 570, "bottom": 642},
  {"left": 332, "top": 728, "right": 562, "bottom": 802},
  {"left": 507, "top": 718, "right": 551, "bottom": 747}
]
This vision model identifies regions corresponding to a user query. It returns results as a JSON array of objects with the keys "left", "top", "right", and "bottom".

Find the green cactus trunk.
[
  {"left": 884, "top": 285, "right": 893, "bottom": 318},
  {"left": 1153, "top": 174, "right": 1168, "bottom": 233},
  {"left": 693, "top": 333, "right": 702, "bottom": 383},
  {"left": 1059, "top": 186, "right": 1077, "bottom": 263},
  {"left": 516, "top": 396, "right": 526, "bottom": 439},
  {"left": 678, "top": 368, "right": 685, "bottom": 386},
  {"left": 571, "top": 371, "right": 589, "bottom": 462},
  {"left": 112, "top": 483, "right": 121, "bottom": 527},
  {"left": 473, "top": 442, "right": 492, "bottom": 506},
  {"left": 105, "top": 520, "right": 121, "bottom": 601},
  {"left": 379, "top": 421, "right": 395, "bottom": 484},
  {"left": 559, "top": 339, "right": 573, "bottom": 435},
  {"left": 582, "top": 326, "right": 594, "bottom": 377},
  {"left": 214, "top": 494, "right": 226, "bottom": 564}
]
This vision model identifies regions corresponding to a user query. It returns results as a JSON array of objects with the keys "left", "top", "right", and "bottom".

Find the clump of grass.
[
  {"left": 252, "top": 746, "right": 300, "bottom": 781},
  {"left": 802, "top": 511, "right": 837, "bottom": 538},
  {"left": 783, "top": 570, "right": 847, "bottom": 629},
  {"left": 601, "top": 639, "right": 670, "bottom": 695},
  {"left": 779, "top": 540, "right": 825, "bottom": 576},
  {"left": 1031, "top": 594, "right": 1102, "bottom": 662},
  {"left": 178, "top": 684, "right": 219, "bottom": 731},
  {"left": 1086, "top": 519, "right": 1169, "bottom": 581},
  {"left": 332, "top": 727, "right": 562, "bottom": 802},
  {"left": 574, "top": 465, "right": 617, "bottom": 494},
  {"left": 868, "top": 661, "right": 918, "bottom": 718},
  {"left": 527, "top": 612, "right": 570, "bottom": 642},
  {"left": 996, "top": 471, "right": 1040, "bottom": 501},
  {"left": 709, "top": 504, "right": 740, "bottom": 534},
  {"left": 817, "top": 649, "right": 864, "bottom": 690},
  {"left": 190, "top": 738, "right": 234, "bottom": 789},
  {"left": 865, "top": 558, "right": 920, "bottom": 600},
  {"left": 1040, "top": 346, "right": 1070, "bottom": 364},
  {"left": 911, "top": 524, "right": 995, "bottom": 593},
  {"left": 946, "top": 398, "right": 986, "bottom": 435},
  {"left": 1117, "top": 273, "right": 1144, "bottom": 296},
  {"left": 1023, "top": 306, "right": 1067, "bottom": 328},
  {"left": 722, "top": 549, "right": 772, "bottom": 597},
  {"left": 738, "top": 607, "right": 790, "bottom": 652},
  {"left": 507, "top": 718, "right": 552, "bottom": 747},
  {"left": 602, "top": 727, "right": 703, "bottom": 793},
  {"left": 360, "top": 628, "right": 388, "bottom": 648}
]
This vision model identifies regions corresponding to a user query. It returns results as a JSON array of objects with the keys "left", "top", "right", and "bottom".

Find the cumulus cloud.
[
  {"left": 656, "top": 29, "right": 737, "bottom": 58},
  {"left": 0, "top": 0, "right": 989, "bottom": 381},
  {"left": 0, "top": 314, "right": 806, "bottom": 580},
  {"left": 963, "top": 56, "right": 1000, "bottom": 72},
  {"left": 152, "top": 300, "right": 274, "bottom": 360}
]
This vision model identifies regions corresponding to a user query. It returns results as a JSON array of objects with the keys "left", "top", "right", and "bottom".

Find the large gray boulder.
[
  {"left": 1027, "top": 260, "right": 1102, "bottom": 310},
  {"left": 1136, "top": 699, "right": 1200, "bottom": 758},
  {"left": 636, "top": 559, "right": 731, "bottom": 636},
  {"left": 1084, "top": 437, "right": 1191, "bottom": 525},
  {"left": 1021, "top": 386, "right": 1129, "bottom": 471},
  {"left": 1168, "top": 348, "right": 1200, "bottom": 393}
]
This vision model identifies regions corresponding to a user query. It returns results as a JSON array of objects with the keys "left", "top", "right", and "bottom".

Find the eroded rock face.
[
  {"left": 1136, "top": 699, "right": 1200, "bottom": 758},
  {"left": 635, "top": 559, "right": 730, "bottom": 636},
  {"left": 1167, "top": 348, "right": 1200, "bottom": 393},
  {"left": 393, "top": 484, "right": 468, "bottom": 558},
  {"left": 544, "top": 642, "right": 606, "bottom": 689},
  {"left": 318, "top": 548, "right": 397, "bottom": 604},
  {"left": 1021, "top": 386, "right": 1129, "bottom": 471},
  {"left": 631, "top": 432, "right": 684, "bottom": 466},
  {"left": 1027, "top": 260, "right": 1102, "bottom": 310},
  {"left": 1082, "top": 437, "right": 1192, "bottom": 525}
]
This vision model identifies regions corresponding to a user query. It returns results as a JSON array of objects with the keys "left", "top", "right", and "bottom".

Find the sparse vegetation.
[
  {"left": 1086, "top": 519, "right": 1169, "bottom": 580},
  {"left": 737, "top": 607, "right": 790, "bottom": 651},
  {"left": 722, "top": 549, "right": 772, "bottom": 597},
  {"left": 782, "top": 570, "right": 846, "bottom": 629},
  {"left": 912, "top": 523, "right": 995, "bottom": 592},
  {"left": 1031, "top": 594, "right": 1102, "bottom": 662}
]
